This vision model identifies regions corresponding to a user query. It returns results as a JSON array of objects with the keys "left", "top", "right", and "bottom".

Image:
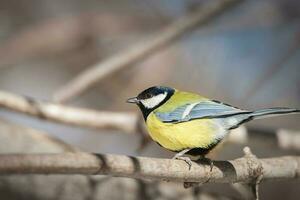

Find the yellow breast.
[{"left": 146, "top": 112, "right": 221, "bottom": 151}]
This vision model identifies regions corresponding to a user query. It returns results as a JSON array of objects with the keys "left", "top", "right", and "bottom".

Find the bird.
[{"left": 127, "top": 86, "right": 299, "bottom": 168}]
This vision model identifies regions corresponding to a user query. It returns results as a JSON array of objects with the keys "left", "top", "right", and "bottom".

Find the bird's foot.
[
  {"left": 172, "top": 149, "right": 193, "bottom": 170},
  {"left": 197, "top": 156, "right": 214, "bottom": 172},
  {"left": 172, "top": 155, "right": 193, "bottom": 170},
  {"left": 206, "top": 158, "right": 214, "bottom": 172},
  {"left": 197, "top": 156, "right": 214, "bottom": 184},
  {"left": 183, "top": 157, "right": 215, "bottom": 188}
]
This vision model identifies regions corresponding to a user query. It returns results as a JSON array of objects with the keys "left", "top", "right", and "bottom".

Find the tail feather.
[
  {"left": 226, "top": 107, "right": 299, "bottom": 130},
  {"left": 250, "top": 107, "right": 300, "bottom": 120}
]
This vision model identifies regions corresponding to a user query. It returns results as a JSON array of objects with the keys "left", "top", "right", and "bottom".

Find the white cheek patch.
[{"left": 141, "top": 92, "right": 167, "bottom": 109}]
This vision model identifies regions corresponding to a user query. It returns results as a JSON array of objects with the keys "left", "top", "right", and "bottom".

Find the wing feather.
[{"left": 155, "top": 100, "right": 251, "bottom": 123}]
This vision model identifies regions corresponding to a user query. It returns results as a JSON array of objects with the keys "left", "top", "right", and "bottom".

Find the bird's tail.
[
  {"left": 227, "top": 107, "right": 299, "bottom": 129},
  {"left": 249, "top": 107, "right": 300, "bottom": 120}
]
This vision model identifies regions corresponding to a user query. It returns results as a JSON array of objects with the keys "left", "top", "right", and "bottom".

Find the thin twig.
[
  {"left": 0, "top": 152, "right": 299, "bottom": 184},
  {"left": 53, "top": 0, "right": 243, "bottom": 103},
  {"left": 0, "top": 90, "right": 138, "bottom": 133}
]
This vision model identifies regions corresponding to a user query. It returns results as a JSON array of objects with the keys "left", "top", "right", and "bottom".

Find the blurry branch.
[
  {"left": 249, "top": 127, "right": 300, "bottom": 152},
  {"left": 231, "top": 183, "right": 257, "bottom": 200},
  {"left": 1, "top": 90, "right": 300, "bottom": 152},
  {"left": 0, "top": 117, "right": 77, "bottom": 153},
  {"left": 277, "top": 129, "right": 300, "bottom": 150},
  {"left": 0, "top": 90, "right": 138, "bottom": 133},
  {"left": 0, "top": 16, "right": 90, "bottom": 67},
  {"left": 0, "top": 12, "right": 166, "bottom": 67},
  {"left": 0, "top": 149, "right": 299, "bottom": 184},
  {"left": 53, "top": 0, "right": 243, "bottom": 103}
]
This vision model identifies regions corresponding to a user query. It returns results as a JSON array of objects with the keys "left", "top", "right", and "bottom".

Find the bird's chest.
[{"left": 146, "top": 112, "right": 225, "bottom": 151}]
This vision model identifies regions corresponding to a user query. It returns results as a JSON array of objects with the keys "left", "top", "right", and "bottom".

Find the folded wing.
[{"left": 155, "top": 100, "right": 251, "bottom": 123}]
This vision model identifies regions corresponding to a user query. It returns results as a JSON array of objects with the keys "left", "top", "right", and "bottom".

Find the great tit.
[{"left": 127, "top": 86, "right": 299, "bottom": 166}]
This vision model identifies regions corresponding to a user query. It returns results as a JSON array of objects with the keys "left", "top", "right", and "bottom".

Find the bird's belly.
[{"left": 146, "top": 113, "right": 226, "bottom": 151}]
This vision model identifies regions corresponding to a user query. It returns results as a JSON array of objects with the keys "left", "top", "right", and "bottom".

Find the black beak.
[{"left": 126, "top": 97, "right": 139, "bottom": 104}]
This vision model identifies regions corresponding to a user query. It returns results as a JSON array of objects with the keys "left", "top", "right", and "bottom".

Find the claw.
[
  {"left": 172, "top": 149, "right": 193, "bottom": 170},
  {"left": 197, "top": 156, "right": 214, "bottom": 171},
  {"left": 209, "top": 159, "right": 214, "bottom": 172},
  {"left": 174, "top": 156, "right": 192, "bottom": 170}
]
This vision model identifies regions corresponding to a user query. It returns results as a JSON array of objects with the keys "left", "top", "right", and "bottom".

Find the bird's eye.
[{"left": 145, "top": 93, "right": 152, "bottom": 98}]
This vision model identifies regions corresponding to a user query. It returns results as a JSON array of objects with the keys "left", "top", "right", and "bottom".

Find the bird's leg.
[
  {"left": 172, "top": 148, "right": 191, "bottom": 158},
  {"left": 172, "top": 149, "right": 192, "bottom": 170}
]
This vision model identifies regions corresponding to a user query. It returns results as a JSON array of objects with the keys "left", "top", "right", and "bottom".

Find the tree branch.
[
  {"left": 0, "top": 90, "right": 138, "bottom": 133},
  {"left": 53, "top": 0, "right": 243, "bottom": 103},
  {"left": 0, "top": 152, "right": 299, "bottom": 184}
]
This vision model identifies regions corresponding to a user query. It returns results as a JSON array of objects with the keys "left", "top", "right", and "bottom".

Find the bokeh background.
[{"left": 0, "top": 0, "right": 299, "bottom": 199}]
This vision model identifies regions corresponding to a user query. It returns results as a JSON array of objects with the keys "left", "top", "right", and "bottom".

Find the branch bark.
[
  {"left": 0, "top": 90, "right": 138, "bottom": 133},
  {"left": 0, "top": 152, "right": 299, "bottom": 184},
  {"left": 53, "top": 0, "right": 242, "bottom": 103}
]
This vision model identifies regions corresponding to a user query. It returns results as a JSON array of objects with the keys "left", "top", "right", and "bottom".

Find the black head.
[{"left": 127, "top": 86, "right": 175, "bottom": 120}]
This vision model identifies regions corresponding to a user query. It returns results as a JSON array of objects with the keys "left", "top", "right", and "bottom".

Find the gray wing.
[{"left": 155, "top": 100, "right": 251, "bottom": 123}]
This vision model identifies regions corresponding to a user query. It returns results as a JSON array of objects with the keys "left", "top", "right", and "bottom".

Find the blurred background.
[{"left": 0, "top": 0, "right": 299, "bottom": 199}]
